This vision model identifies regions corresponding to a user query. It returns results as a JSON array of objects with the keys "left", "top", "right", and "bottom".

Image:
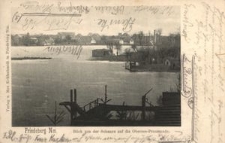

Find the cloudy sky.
[{"left": 12, "top": 6, "right": 180, "bottom": 36}]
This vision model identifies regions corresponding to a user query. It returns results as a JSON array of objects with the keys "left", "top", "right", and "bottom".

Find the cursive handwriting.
[
  {"left": 97, "top": 17, "right": 136, "bottom": 32},
  {"left": 134, "top": 6, "right": 174, "bottom": 16},
  {"left": 2, "top": 130, "right": 192, "bottom": 143},
  {"left": 94, "top": 6, "right": 125, "bottom": 15},
  {"left": 12, "top": 11, "right": 82, "bottom": 31},
  {"left": 182, "top": 54, "right": 193, "bottom": 99},
  {"left": 182, "top": 4, "right": 195, "bottom": 43},
  {"left": 20, "top": 1, "right": 53, "bottom": 13},
  {"left": 58, "top": 2, "right": 89, "bottom": 14},
  {"left": 3, "top": 130, "right": 32, "bottom": 143},
  {"left": 187, "top": 2, "right": 225, "bottom": 143},
  {"left": 44, "top": 45, "right": 83, "bottom": 59}
]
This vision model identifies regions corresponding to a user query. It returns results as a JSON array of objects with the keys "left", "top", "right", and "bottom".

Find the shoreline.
[
  {"left": 90, "top": 57, "right": 180, "bottom": 73},
  {"left": 11, "top": 57, "right": 52, "bottom": 60}
]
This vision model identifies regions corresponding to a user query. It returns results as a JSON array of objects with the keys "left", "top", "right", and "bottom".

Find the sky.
[{"left": 12, "top": 6, "right": 180, "bottom": 36}]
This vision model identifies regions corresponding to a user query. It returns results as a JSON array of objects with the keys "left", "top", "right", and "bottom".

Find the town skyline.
[{"left": 11, "top": 29, "right": 180, "bottom": 46}]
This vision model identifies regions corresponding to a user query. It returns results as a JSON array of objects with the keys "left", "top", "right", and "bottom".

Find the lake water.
[{"left": 11, "top": 45, "right": 179, "bottom": 126}]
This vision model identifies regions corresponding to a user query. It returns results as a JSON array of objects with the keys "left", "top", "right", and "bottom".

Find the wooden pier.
[{"left": 59, "top": 86, "right": 180, "bottom": 126}]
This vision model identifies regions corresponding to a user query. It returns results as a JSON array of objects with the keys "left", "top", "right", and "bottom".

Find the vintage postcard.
[{"left": 0, "top": 0, "right": 224, "bottom": 143}]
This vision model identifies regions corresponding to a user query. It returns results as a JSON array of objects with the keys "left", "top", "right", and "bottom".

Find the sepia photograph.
[
  {"left": 1, "top": 0, "right": 225, "bottom": 142},
  {"left": 11, "top": 5, "right": 181, "bottom": 126}
]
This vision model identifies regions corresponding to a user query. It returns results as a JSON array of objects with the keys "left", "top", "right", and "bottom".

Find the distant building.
[
  {"left": 129, "top": 39, "right": 134, "bottom": 45},
  {"left": 91, "top": 38, "right": 96, "bottom": 44},
  {"left": 126, "top": 52, "right": 144, "bottom": 62},
  {"left": 119, "top": 39, "right": 124, "bottom": 45},
  {"left": 44, "top": 37, "right": 55, "bottom": 46},
  {"left": 30, "top": 37, "right": 38, "bottom": 44},
  {"left": 58, "top": 32, "right": 75, "bottom": 40},
  {"left": 92, "top": 49, "right": 110, "bottom": 57}
]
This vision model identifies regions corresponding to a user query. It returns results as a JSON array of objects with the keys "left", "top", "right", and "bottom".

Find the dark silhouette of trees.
[
  {"left": 22, "top": 33, "right": 31, "bottom": 46},
  {"left": 115, "top": 43, "right": 121, "bottom": 56},
  {"left": 138, "top": 31, "right": 144, "bottom": 46}
]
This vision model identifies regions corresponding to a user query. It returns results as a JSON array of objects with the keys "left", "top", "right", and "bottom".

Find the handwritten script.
[
  {"left": 12, "top": 3, "right": 176, "bottom": 32},
  {"left": 97, "top": 17, "right": 136, "bottom": 32},
  {"left": 44, "top": 45, "right": 83, "bottom": 59},
  {"left": 2, "top": 129, "right": 192, "bottom": 143},
  {"left": 182, "top": 2, "right": 225, "bottom": 143},
  {"left": 182, "top": 54, "right": 194, "bottom": 109}
]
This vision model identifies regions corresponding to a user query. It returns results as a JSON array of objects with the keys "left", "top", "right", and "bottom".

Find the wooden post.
[
  {"left": 70, "top": 89, "right": 73, "bottom": 103},
  {"left": 74, "top": 89, "right": 77, "bottom": 103},
  {"left": 54, "top": 101, "right": 57, "bottom": 125},
  {"left": 105, "top": 85, "right": 107, "bottom": 104},
  {"left": 74, "top": 89, "right": 77, "bottom": 118},
  {"left": 70, "top": 89, "right": 73, "bottom": 125},
  {"left": 142, "top": 95, "right": 146, "bottom": 121}
]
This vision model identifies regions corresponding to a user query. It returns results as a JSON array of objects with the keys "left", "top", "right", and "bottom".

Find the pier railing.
[{"left": 83, "top": 98, "right": 102, "bottom": 112}]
